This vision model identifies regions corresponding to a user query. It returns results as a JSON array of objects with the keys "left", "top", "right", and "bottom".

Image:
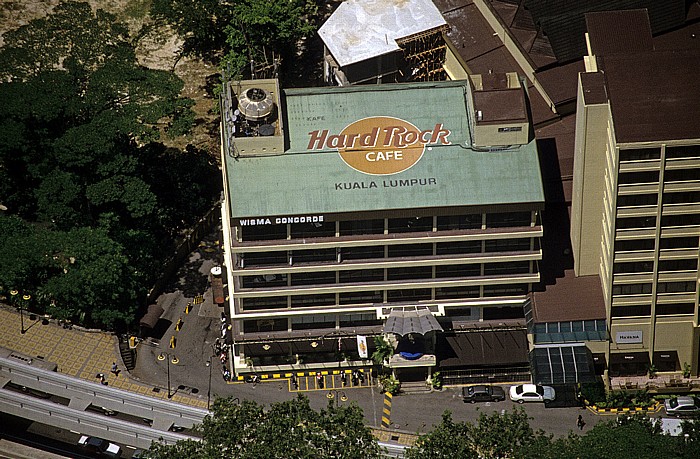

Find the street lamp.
[
  {"left": 158, "top": 352, "right": 179, "bottom": 398},
  {"left": 206, "top": 359, "right": 213, "bottom": 409},
  {"left": 10, "top": 290, "right": 28, "bottom": 334}
]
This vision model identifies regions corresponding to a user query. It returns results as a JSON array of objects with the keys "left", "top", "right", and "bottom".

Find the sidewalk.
[{"left": 0, "top": 304, "right": 208, "bottom": 410}]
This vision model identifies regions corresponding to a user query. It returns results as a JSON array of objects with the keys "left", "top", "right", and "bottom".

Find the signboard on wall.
[{"left": 615, "top": 330, "right": 643, "bottom": 344}]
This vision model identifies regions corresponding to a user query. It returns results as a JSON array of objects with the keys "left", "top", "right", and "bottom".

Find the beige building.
[{"left": 571, "top": 10, "right": 700, "bottom": 378}]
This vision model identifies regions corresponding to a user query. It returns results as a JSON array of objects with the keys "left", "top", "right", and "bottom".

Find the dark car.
[{"left": 462, "top": 385, "right": 506, "bottom": 403}]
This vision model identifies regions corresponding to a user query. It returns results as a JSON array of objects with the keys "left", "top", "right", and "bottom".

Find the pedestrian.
[
  {"left": 111, "top": 362, "right": 119, "bottom": 376},
  {"left": 577, "top": 414, "right": 585, "bottom": 430},
  {"left": 291, "top": 374, "right": 298, "bottom": 389},
  {"left": 316, "top": 372, "right": 324, "bottom": 389},
  {"left": 100, "top": 374, "right": 108, "bottom": 386},
  {"left": 340, "top": 372, "right": 347, "bottom": 386}
]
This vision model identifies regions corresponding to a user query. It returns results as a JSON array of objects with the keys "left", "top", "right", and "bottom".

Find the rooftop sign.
[{"left": 307, "top": 116, "right": 451, "bottom": 175}]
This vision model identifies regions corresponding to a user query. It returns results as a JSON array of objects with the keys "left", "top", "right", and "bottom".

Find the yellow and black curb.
[
  {"left": 381, "top": 392, "right": 393, "bottom": 428},
  {"left": 235, "top": 368, "right": 368, "bottom": 382},
  {"left": 584, "top": 399, "right": 663, "bottom": 415}
]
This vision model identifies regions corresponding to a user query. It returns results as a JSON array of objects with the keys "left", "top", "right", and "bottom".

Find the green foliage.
[
  {"left": 371, "top": 335, "right": 394, "bottom": 366},
  {"left": 595, "top": 390, "right": 655, "bottom": 409},
  {"left": 378, "top": 374, "right": 401, "bottom": 395},
  {"left": 684, "top": 362, "right": 692, "bottom": 378},
  {"left": 407, "top": 412, "right": 476, "bottom": 459},
  {"left": 429, "top": 371, "right": 442, "bottom": 390},
  {"left": 0, "top": 1, "right": 220, "bottom": 329},
  {"left": 146, "top": 395, "right": 382, "bottom": 459}
]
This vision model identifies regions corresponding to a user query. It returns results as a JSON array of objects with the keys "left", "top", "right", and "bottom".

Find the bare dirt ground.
[{"left": 0, "top": 0, "right": 220, "bottom": 157}]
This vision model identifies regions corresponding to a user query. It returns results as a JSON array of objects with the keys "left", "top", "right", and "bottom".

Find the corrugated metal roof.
[
  {"left": 319, "top": 0, "right": 447, "bottom": 67},
  {"left": 383, "top": 307, "right": 444, "bottom": 336},
  {"left": 225, "top": 81, "right": 545, "bottom": 219},
  {"left": 586, "top": 9, "right": 653, "bottom": 56}
]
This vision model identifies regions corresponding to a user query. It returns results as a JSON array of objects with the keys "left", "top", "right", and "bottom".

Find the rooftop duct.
[{"left": 237, "top": 87, "right": 274, "bottom": 121}]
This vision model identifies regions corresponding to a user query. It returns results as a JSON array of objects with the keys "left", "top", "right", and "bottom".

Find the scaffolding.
[{"left": 397, "top": 26, "right": 449, "bottom": 82}]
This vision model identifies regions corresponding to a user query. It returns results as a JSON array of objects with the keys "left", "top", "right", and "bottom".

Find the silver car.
[{"left": 664, "top": 396, "right": 700, "bottom": 417}]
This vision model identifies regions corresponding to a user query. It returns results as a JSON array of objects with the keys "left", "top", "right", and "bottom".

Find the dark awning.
[
  {"left": 530, "top": 344, "right": 596, "bottom": 385},
  {"left": 383, "top": 307, "right": 443, "bottom": 336},
  {"left": 139, "top": 304, "right": 164, "bottom": 329},
  {"left": 609, "top": 352, "right": 650, "bottom": 366},
  {"left": 437, "top": 329, "right": 528, "bottom": 368}
]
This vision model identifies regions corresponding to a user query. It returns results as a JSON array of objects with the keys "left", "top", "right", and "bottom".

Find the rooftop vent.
[{"left": 237, "top": 87, "right": 274, "bottom": 121}]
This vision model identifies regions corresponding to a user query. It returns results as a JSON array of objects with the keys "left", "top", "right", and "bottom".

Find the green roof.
[{"left": 225, "top": 81, "right": 544, "bottom": 219}]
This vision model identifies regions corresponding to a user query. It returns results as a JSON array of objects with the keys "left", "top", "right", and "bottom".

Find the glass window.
[
  {"left": 658, "top": 259, "right": 697, "bottom": 272},
  {"left": 484, "top": 238, "right": 532, "bottom": 252},
  {"left": 387, "top": 266, "right": 432, "bottom": 280},
  {"left": 291, "top": 314, "right": 336, "bottom": 330},
  {"left": 656, "top": 282, "right": 696, "bottom": 294},
  {"left": 339, "top": 219, "right": 384, "bottom": 236},
  {"left": 663, "top": 191, "right": 700, "bottom": 205},
  {"left": 435, "top": 264, "right": 481, "bottom": 278},
  {"left": 660, "top": 237, "right": 699, "bottom": 249},
  {"left": 341, "top": 246, "right": 385, "bottom": 260},
  {"left": 240, "top": 224, "right": 286, "bottom": 241},
  {"left": 241, "top": 296, "right": 288, "bottom": 310},
  {"left": 656, "top": 303, "right": 695, "bottom": 315},
  {"left": 486, "top": 212, "right": 532, "bottom": 228},
  {"left": 618, "top": 171, "right": 659, "bottom": 185},
  {"left": 290, "top": 221, "right": 335, "bottom": 239},
  {"left": 614, "top": 239, "right": 655, "bottom": 252},
  {"left": 386, "top": 289, "right": 431, "bottom": 302},
  {"left": 243, "top": 251, "right": 287, "bottom": 267},
  {"left": 339, "top": 291, "right": 382, "bottom": 305},
  {"left": 388, "top": 217, "right": 432, "bottom": 233},
  {"left": 619, "top": 148, "right": 660, "bottom": 161},
  {"left": 292, "top": 248, "right": 336, "bottom": 263},
  {"left": 340, "top": 313, "right": 382, "bottom": 326},
  {"left": 661, "top": 214, "right": 700, "bottom": 227},
  {"left": 387, "top": 244, "right": 433, "bottom": 257},
  {"left": 436, "top": 241, "right": 482, "bottom": 255},
  {"left": 617, "top": 194, "right": 658, "bottom": 207},
  {"left": 339, "top": 269, "right": 384, "bottom": 283},
  {"left": 616, "top": 216, "right": 656, "bottom": 229},
  {"left": 436, "top": 214, "right": 482, "bottom": 230},
  {"left": 664, "top": 168, "right": 700, "bottom": 182},
  {"left": 665, "top": 145, "right": 700, "bottom": 159},
  {"left": 613, "top": 261, "right": 654, "bottom": 274},
  {"left": 611, "top": 304, "right": 651, "bottom": 317},
  {"left": 611, "top": 283, "right": 653, "bottom": 295},
  {"left": 241, "top": 274, "right": 288, "bottom": 288},
  {"left": 482, "top": 284, "right": 528, "bottom": 297},
  {"left": 290, "top": 294, "right": 336, "bottom": 308},
  {"left": 435, "top": 286, "right": 480, "bottom": 299},
  {"left": 483, "top": 261, "right": 531, "bottom": 275},
  {"left": 290, "top": 272, "right": 336, "bottom": 286}
]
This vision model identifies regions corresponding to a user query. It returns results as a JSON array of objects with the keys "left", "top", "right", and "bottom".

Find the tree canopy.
[
  {"left": 145, "top": 395, "right": 382, "bottom": 459},
  {"left": 408, "top": 411, "right": 700, "bottom": 459},
  {"left": 0, "top": 1, "right": 220, "bottom": 328},
  {"left": 151, "top": 0, "right": 320, "bottom": 78}
]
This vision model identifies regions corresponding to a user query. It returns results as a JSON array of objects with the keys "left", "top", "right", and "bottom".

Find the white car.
[
  {"left": 77, "top": 435, "right": 122, "bottom": 458},
  {"left": 509, "top": 384, "right": 555, "bottom": 403}
]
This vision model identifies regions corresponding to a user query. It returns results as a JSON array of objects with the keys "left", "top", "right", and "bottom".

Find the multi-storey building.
[
  {"left": 219, "top": 76, "right": 544, "bottom": 382},
  {"left": 571, "top": 10, "right": 700, "bottom": 378}
]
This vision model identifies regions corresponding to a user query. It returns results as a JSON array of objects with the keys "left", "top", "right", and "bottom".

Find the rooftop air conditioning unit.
[{"left": 237, "top": 87, "right": 274, "bottom": 121}]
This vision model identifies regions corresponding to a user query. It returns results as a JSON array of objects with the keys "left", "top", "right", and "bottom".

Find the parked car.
[
  {"left": 462, "top": 385, "right": 506, "bottom": 403},
  {"left": 509, "top": 384, "right": 556, "bottom": 403},
  {"left": 77, "top": 436, "right": 122, "bottom": 458},
  {"left": 664, "top": 396, "right": 700, "bottom": 417}
]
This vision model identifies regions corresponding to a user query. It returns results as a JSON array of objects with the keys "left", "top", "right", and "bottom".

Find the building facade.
[
  {"left": 571, "top": 10, "right": 700, "bottom": 378},
  {"left": 219, "top": 77, "right": 544, "bottom": 382}
]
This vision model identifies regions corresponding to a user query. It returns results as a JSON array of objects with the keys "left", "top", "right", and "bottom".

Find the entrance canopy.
[
  {"left": 530, "top": 343, "right": 596, "bottom": 385},
  {"left": 383, "top": 307, "right": 443, "bottom": 337}
]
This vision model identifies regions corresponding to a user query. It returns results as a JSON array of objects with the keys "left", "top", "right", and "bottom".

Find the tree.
[
  {"left": 145, "top": 395, "right": 382, "bottom": 459},
  {"left": 406, "top": 412, "right": 476, "bottom": 459}
]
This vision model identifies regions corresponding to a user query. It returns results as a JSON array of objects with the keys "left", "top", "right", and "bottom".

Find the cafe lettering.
[{"left": 307, "top": 116, "right": 452, "bottom": 175}]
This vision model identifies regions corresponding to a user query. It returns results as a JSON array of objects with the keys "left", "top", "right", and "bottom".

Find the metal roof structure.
[
  {"left": 224, "top": 80, "right": 544, "bottom": 220},
  {"left": 383, "top": 307, "right": 444, "bottom": 336},
  {"left": 318, "top": 0, "right": 447, "bottom": 67}
]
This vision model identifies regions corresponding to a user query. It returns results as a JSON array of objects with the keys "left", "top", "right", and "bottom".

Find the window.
[
  {"left": 498, "top": 126, "right": 522, "bottom": 132},
  {"left": 290, "top": 294, "right": 336, "bottom": 308},
  {"left": 658, "top": 259, "right": 697, "bottom": 272},
  {"left": 290, "top": 272, "right": 336, "bottom": 286},
  {"left": 482, "top": 284, "right": 528, "bottom": 297},
  {"left": 241, "top": 274, "right": 287, "bottom": 288},
  {"left": 339, "top": 269, "right": 384, "bottom": 283},
  {"left": 339, "top": 219, "right": 384, "bottom": 236},
  {"left": 243, "top": 251, "right": 287, "bottom": 267},
  {"left": 387, "top": 266, "right": 432, "bottom": 280},
  {"left": 665, "top": 145, "right": 700, "bottom": 159},
  {"left": 486, "top": 212, "right": 532, "bottom": 228},
  {"left": 619, "top": 148, "right": 660, "bottom": 161},
  {"left": 437, "top": 214, "right": 481, "bottom": 230},
  {"left": 291, "top": 314, "right": 336, "bottom": 330},
  {"left": 436, "top": 241, "right": 482, "bottom": 255},
  {"left": 386, "top": 289, "right": 431, "bottom": 302},
  {"left": 290, "top": 222, "right": 335, "bottom": 239},
  {"left": 241, "top": 296, "right": 287, "bottom": 310},
  {"left": 613, "top": 261, "right": 653, "bottom": 274},
  {"left": 387, "top": 244, "right": 433, "bottom": 257},
  {"left": 617, "top": 194, "right": 658, "bottom": 207},
  {"left": 616, "top": 216, "right": 656, "bottom": 229},
  {"left": 663, "top": 191, "right": 700, "bottom": 205},
  {"left": 484, "top": 238, "right": 532, "bottom": 252},
  {"left": 664, "top": 168, "right": 700, "bottom": 182},
  {"left": 656, "top": 303, "right": 695, "bottom": 315},
  {"left": 388, "top": 217, "right": 432, "bottom": 233},
  {"left": 340, "top": 313, "right": 382, "bottom": 327},
  {"left": 339, "top": 291, "right": 382, "bottom": 305},
  {"left": 611, "top": 304, "right": 651, "bottom": 317},
  {"left": 611, "top": 284, "right": 652, "bottom": 295},
  {"left": 660, "top": 237, "right": 698, "bottom": 249},
  {"left": 656, "top": 282, "right": 696, "bottom": 294},
  {"left": 483, "top": 261, "right": 531, "bottom": 275},
  {"left": 435, "top": 286, "right": 480, "bottom": 299},
  {"left": 341, "top": 246, "right": 385, "bottom": 260},
  {"left": 614, "top": 239, "right": 655, "bottom": 252},
  {"left": 618, "top": 171, "right": 659, "bottom": 185},
  {"left": 240, "top": 224, "right": 286, "bottom": 242},
  {"left": 243, "top": 318, "right": 288, "bottom": 332},
  {"left": 661, "top": 214, "right": 700, "bottom": 227},
  {"left": 292, "top": 248, "right": 336, "bottom": 263},
  {"left": 482, "top": 306, "right": 524, "bottom": 319},
  {"left": 435, "top": 264, "right": 481, "bottom": 278}
]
